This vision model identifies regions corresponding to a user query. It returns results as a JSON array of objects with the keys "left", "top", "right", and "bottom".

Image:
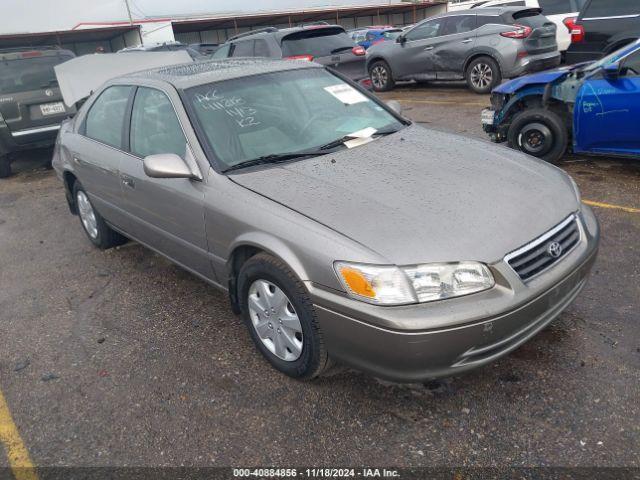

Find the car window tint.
[
  {"left": 621, "top": 50, "right": 640, "bottom": 77},
  {"left": 538, "top": 0, "right": 579, "bottom": 15},
  {"left": 477, "top": 15, "right": 503, "bottom": 28},
  {"left": 0, "top": 54, "right": 73, "bottom": 95},
  {"left": 583, "top": 0, "right": 636, "bottom": 18},
  {"left": 84, "top": 86, "right": 132, "bottom": 149},
  {"left": 281, "top": 28, "right": 354, "bottom": 57},
  {"left": 405, "top": 19, "right": 444, "bottom": 41},
  {"left": 441, "top": 15, "right": 477, "bottom": 35},
  {"left": 254, "top": 39, "right": 270, "bottom": 57},
  {"left": 232, "top": 41, "right": 254, "bottom": 57},
  {"left": 130, "top": 87, "right": 186, "bottom": 158}
]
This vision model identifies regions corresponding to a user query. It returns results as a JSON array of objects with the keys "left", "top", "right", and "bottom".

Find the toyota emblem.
[
  {"left": 45, "top": 89, "right": 53, "bottom": 97},
  {"left": 547, "top": 241, "right": 563, "bottom": 258}
]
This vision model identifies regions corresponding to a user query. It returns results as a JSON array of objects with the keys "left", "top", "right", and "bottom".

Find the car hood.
[
  {"left": 230, "top": 125, "right": 579, "bottom": 265},
  {"left": 493, "top": 67, "right": 573, "bottom": 94}
]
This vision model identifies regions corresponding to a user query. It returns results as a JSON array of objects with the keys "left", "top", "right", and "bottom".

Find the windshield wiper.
[
  {"left": 223, "top": 151, "right": 328, "bottom": 173},
  {"left": 318, "top": 126, "right": 401, "bottom": 151}
]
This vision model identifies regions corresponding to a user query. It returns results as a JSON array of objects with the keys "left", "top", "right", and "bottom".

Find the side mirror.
[
  {"left": 603, "top": 62, "right": 620, "bottom": 79},
  {"left": 396, "top": 35, "right": 406, "bottom": 45},
  {"left": 143, "top": 153, "right": 194, "bottom": 179},
  {"left": 386, "top": 100, "right": 403, "bottom": 115}
]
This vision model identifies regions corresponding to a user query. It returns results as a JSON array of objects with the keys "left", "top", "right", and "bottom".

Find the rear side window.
[
  {"left": 84, "top": 86, "right": 132, "bottom": 149},
  {"left": 477, "top": 15, "right": 503, "bottom": 28},
  {"left": 538, "top": 0, "right": 584, "bottom": 15},
  {"left": 440, "top": 15, "right": 477, "bottom": 35},
  {"left": 130, "top": 87, "right": 186, "bottom": 158},
  {"left": 232, "top": 41, "right": 254, "bottom": 57},
  {"left": 0, "top": 54, "right": 73, "bottom": 95},
  {"left": 281, "top": 28, "right": 354, "bottom": 58},
  {"left": 582, "top": 0, "right": 636, "bottom": 18}
]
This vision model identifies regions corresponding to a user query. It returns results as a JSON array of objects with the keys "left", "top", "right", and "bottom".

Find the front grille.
[{"left": 506, "top": 215, "right": 580, "bottom": 281}]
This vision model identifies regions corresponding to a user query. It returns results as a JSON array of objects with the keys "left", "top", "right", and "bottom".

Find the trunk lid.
[{"left": 509, "top": 8, "right": 559, "bottom": 54}]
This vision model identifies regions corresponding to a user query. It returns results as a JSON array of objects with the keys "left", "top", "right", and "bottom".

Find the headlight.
[{"left": 334, "top": 261, "right": 494, "bottom": 306}]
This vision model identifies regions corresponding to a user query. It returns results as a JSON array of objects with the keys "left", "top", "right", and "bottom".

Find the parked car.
[
  {"left": 471, "top": 0, "right": 587, "bottom": 55},
  {"left": 565, "top": 0, "right": 640, "bottom": 64},
  {"left": 350, "top": 26, "right": 398, "bottom": 49},
  {"left": 482, "top": 40, "right": 640, "bottom": 163},
  {"left": 53, "top": 57, "right": 598, "bottom": 382},
  {"left": 0, "top": 46, "right": 75, "bottom": 178},
  {"left": 212, "top": 25, "right": 367, "bottom": 81},
  {"left": 366, "top": 7, "right": 560, "bottom": 94}
]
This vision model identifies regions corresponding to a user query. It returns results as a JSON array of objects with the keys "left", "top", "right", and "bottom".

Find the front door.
[
  {"left": 118, "top": 86, "right": 213, "bottom": 280},
  {"left": 574, "top": 49, "right": 640, "bottom": 157},
  {"left": 394, "top": 17, "right": 447, "bottom": 80}
]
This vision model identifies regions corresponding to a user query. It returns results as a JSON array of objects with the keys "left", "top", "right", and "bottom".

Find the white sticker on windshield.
[{"left": 324, "top": 84, "right": 369, "bottom": 105}]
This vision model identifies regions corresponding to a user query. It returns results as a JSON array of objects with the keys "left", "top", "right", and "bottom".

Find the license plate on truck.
[
  {"left": 481, "top": 109, "right": 495, "bottom": 126},
  {"left": 40, "top": 102, "right": 65, "bottom": 116}
]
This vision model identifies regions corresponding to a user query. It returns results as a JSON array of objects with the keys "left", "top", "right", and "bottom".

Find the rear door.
[
  {"left": 281, "top": 27, "right": 366, "bottom": 80},
  {"left": 574, "top": 49, "right": 640, "bottom": 156},
  {"left": 432, "top": 14, "right": 478, "bottom": 79},
  {"left": 73, "top": 85, "right": 134, "bottom": 226},
  {"left": 0, "top": 51, "right": 75, "bottom": 142},
  {"left": 393, "top": 17, "right": 447, "bottom": 80},
  {"left": 575, "top": 0, "right": 640, "bottom": 60},
  {"left": 119, "top": 86, "right": 212, "bottom": 279}
]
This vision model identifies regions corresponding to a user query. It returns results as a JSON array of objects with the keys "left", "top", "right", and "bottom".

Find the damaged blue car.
[{"left": 482, "top": 40, "right": 640, "bottom": 163}]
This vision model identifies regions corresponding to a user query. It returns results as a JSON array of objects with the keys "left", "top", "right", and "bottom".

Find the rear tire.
[
  {"left": 238, "top": 253, "right": 330, "bottom": 380},
  {"left": 465, "top": 56, "right": 501, "bottom": 94},
  {"left": 369, "top": 60, "right": 395, "bottom": 92},
  {"left": 72, "top": 181, "right": 127, "bottom": 249},
  {"left": 507, "top": 108, "right": 568, "bottom": 164},
  {"left": 0, "top": 156, "right": 12, "bottom": 178}
]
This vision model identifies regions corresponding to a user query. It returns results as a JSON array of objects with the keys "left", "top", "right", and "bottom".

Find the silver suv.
[{"left": 366, "top": 7, "right": 560, "bottom": 93}]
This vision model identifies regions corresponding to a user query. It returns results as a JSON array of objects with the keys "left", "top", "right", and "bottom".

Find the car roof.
[
  {"left": 441, "top": 6, "right": 539, "bottom": 15},
  {"left": 226, "top": 25, "right": 346, "bottom": 43},
  {"left": 121, "top": 57, "right": 323, "bottom": 90}
]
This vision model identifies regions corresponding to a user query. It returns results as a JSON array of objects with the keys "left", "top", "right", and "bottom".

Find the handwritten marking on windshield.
[{"left": 194, "top": 89, "right": 261, "bottom": 128}]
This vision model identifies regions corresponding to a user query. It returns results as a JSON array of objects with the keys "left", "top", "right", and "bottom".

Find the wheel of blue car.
[
  {"left": 369, "top": 60, "right": 395, "bottom": 92},
  {"left": 0, "top": 155, "right": 11, "bottom": 179},
  {"left": 507, "top": 108, "right": 568, "bottom": 164},
  {"left": 237, "top": 253, "right": 330, "bottom": 380}
]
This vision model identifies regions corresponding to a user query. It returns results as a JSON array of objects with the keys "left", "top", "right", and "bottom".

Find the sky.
[{"left": 1, "top": 0, "right": 399, "bottom": 33}]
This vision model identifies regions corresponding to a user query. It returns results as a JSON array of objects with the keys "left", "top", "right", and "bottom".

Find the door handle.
[
  {"left": 461, "top": 39, "right": 473, "bottom": 44},
  {"left": 424, "top": 46, "right": 434, "bottom": 51},
  {"left": 121, "top": 175, "right": 135, "bottom": 189}
]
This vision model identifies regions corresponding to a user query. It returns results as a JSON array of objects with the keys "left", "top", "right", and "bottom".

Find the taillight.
[
  {"left": 563, "top": 17, "right": 585, "bottom": 43},
  {"left": 284, "top": 55, "right": 314, "bottom": 62},
  {"left": 352, "top": 45, "right": 366, "bottom": 56},
  {"left": 500, "top": 24, "right": 532, "bottom": 39}
]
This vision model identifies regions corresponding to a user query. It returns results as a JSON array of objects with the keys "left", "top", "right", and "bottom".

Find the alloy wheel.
[
  {"left": 76, "top": 191, "right": 98, "bottom": 240},
  {"left": 247, "top": 279, "right": 303, "bottom": 362},
  {"left": 371, "top": 65, "right": 388, "bottom": 90},
  {"left": 470, "top": 63, "right": 493, "bottom": 90}
]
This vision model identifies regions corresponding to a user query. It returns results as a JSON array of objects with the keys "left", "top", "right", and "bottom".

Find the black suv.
[
  {"left": 212, "top": 25, "right": 367, "bottom": 81},
  {"left": 565, "top": 0, "right": 640, "bottom": 63},
  {"left": 0, "top": 47, "right": 75, "bottom": 178}
]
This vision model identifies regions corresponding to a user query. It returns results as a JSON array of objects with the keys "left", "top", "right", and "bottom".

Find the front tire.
[
  {"left": 0, "top": 156, "right": 12, "bottom": 178},
  {"left": 238, "top": 253, "right": 330, "bottom": 380},
  {"left": 465, "top": 56, "right": 501, "bottom": 94},
  {"left": 507, "top": 108, "right": 568, "bottom": 164},
  {"left": 369, "top": 60, "right": 395, "bottom": 92},
  {"left": 73, "top": 181, "right": 127, "bottom": 249}
]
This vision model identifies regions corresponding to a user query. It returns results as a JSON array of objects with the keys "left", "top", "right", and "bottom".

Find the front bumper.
[
  {"left": 506, "top": 51, "right": 561, "bottom": 78},
  {"left": 309, "top": 206, "right": 599, "bottom": 382}
]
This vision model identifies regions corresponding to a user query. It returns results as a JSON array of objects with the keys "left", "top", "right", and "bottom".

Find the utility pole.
[{"left": 123, "top": 0, "right": 134, "bottom": 25}]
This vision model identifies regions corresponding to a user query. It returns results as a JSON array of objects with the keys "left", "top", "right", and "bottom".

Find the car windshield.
[
  {"left": 186, "top": 68, "right": 404, "bottom": 170},
  {"left": 0, "top": 54, "right": 73, "bottom": 94},
  {"left": 583, "top": 40, "right": 640, "bottom": 72}
]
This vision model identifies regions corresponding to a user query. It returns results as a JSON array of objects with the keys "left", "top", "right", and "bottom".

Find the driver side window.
[
  {"left": 621, "top": 51, "right": 640, "bottom": 77},
  {"left": 405, "top": 19, "right": 444, "bottom": 41}
]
